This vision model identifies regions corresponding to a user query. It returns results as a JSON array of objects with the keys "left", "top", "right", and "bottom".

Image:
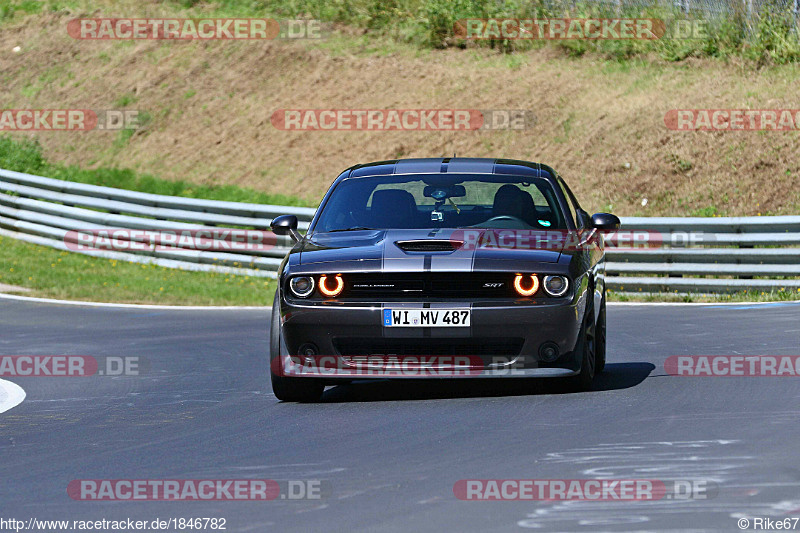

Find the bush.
[{"left": 170, "top": 0, "right": 800, "bottom": 63}]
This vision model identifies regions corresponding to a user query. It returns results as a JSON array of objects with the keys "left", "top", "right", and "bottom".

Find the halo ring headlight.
[
  {"left": 543, "top": 275, "right": 569, "bottom": 297},
  {"left": 513, "top": 274, "right": 539, "bottom": 297},
  {"left": 319, "top": 274, "right": 344, "bottom": 297},
  {"left": 289, "top": 276, "right": 315, "bottom": 298}
]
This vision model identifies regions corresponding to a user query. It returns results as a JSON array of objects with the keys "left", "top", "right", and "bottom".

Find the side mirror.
[
  {"left": 270, "top": 214, "right": 301, "bottom": 243},
  {"left": 591, "top": 213, "right": 620, "bottom": 231}
]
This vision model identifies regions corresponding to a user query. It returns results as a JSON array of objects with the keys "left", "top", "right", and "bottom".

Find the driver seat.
[
  {"left": 492, "top": 184, "right": 526, "bottom": 220},
  {"left": 370, "top": 189, "right": 417, "bottom": 228}
]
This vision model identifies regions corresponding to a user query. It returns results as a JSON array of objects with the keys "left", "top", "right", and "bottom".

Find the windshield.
[{"left": 312, "top": 174, "right": 566, "bottom": 232}]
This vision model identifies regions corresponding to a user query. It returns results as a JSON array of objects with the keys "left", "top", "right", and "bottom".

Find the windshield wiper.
[{"left": 328, "top": 226, "right": 376, "bottom": 232}]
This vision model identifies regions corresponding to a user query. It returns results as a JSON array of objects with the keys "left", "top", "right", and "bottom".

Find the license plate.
[{"left": 383, "top": 309, "right": 470, "bottom": 327}]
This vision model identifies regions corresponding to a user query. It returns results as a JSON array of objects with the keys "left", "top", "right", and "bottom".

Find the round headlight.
[
  {"left": 543, "top": 275, "right": 569, "bottom": 297},
  {"left": 513, "top": 274, "right": 539, "bottom": 297},
  {"left": 289, "top": 276, "right": 315, "bottom": 298},
  {"left": 319, "top": 274, "right": 344, "bottom": 297}
]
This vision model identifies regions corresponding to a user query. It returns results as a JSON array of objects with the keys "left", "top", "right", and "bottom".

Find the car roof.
[{"left": 344, "top": 158, "right": 558, "bottom": 181}]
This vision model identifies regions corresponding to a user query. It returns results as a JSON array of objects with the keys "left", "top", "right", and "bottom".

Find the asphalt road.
[{"left": 1, "top": 298, "right": 799, "bottom": 532}]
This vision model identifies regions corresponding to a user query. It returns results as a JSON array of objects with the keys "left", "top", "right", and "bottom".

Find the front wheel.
[
  {"left": 595, "top": 294, "right": 606, "bottom": 374},
  {"left": 270, "top": 290, "right": 324, "bottom": 402},
  {"left": 271, "top": 369, "right": 324, "bottom": 403},
  {"left": 563, "top": 300, "right": 596, "bottom": 392}
]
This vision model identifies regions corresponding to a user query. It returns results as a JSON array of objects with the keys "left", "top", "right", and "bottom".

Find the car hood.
[{"left": 297, "top": 229, "right": 563, "bottom": 271}]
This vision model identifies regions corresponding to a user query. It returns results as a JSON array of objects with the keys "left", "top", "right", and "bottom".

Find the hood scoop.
[{"left": 395, "top": 239, "right": 463, "bottom": 253}]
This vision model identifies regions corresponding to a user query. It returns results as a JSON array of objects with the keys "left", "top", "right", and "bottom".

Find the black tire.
[
  {"left": 563, "top": 298, "right": 597, "bottom": 392},
  {"left": 595, "top": 293, "right": 606, "bottom": 375},
  {"left": 270, "top": 290, "right": 324, "bottom": 402}
]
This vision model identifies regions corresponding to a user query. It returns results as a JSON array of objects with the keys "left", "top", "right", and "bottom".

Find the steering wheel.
[{"left": 484, "top": 215, "right": 527, "bottom": 225}]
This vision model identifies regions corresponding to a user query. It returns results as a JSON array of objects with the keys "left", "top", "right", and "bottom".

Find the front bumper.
[{"left": 276, "top": 293, "right": 588, "bottom": 379}]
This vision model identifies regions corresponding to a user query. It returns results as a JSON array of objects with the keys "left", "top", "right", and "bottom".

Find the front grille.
[
  {"left": 334, "top": 338, "right": 524, "bottom": 357},
  {"left": 345, "top": 273, "right": 518, "bottom": 299}
]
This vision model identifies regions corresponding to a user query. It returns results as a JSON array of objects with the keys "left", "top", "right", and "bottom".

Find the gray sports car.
[{"left": 269, "top": 158, "right": 620, "bottom": 401}]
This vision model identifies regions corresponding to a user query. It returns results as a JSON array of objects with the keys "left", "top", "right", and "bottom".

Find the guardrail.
[
  {"left": 605, "top": 216, "right": 800, "bottom": 293},
  {"left": 0, "top": 168, "right": 315, "bottom": 278},
  {"left": 1, "top": 167, "right": 798, "bottom": 293}
]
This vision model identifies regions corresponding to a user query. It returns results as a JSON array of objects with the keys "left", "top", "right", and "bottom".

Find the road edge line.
[{"left": 0, "top": 292, "right": 270, "bottom": 310}]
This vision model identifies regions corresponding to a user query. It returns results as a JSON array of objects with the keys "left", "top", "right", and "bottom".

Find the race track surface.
[{"left": 1, "top": 299, "right": 799, "bottom": 532}]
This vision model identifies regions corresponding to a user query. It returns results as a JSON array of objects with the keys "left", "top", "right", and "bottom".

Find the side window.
[
  {"left": 556, "top": 178, "right": 579, "bottom": 228},
  {"left": 558, "top": 177, "right": 588, "bottom": 229}
]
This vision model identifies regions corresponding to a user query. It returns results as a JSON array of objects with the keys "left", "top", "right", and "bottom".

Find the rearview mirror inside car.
[{"left": 423, "top": 185, "right": 467, "bottom": 199}]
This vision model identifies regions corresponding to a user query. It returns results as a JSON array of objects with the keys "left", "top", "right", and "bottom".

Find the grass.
[
  {"left": 113, "top": 93, "right": 138, "bottom": 107},
  {"left": 0, "top": 0, "right": 46, "bottom": 21},
  {"left": 608, "top": 289, "right": 800, "bottom": 303},
  {"left": 166, "top": 0, "right": 800, "bottom": 64},
  {"left": 0, "top": 136, "right": 314, "bottom": 207},
  {"left": 0, "top": 235, "right": 275, "bottom": 305},
  {"left": 4, "top": 0, "right": 799, "bottom": 64}
]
